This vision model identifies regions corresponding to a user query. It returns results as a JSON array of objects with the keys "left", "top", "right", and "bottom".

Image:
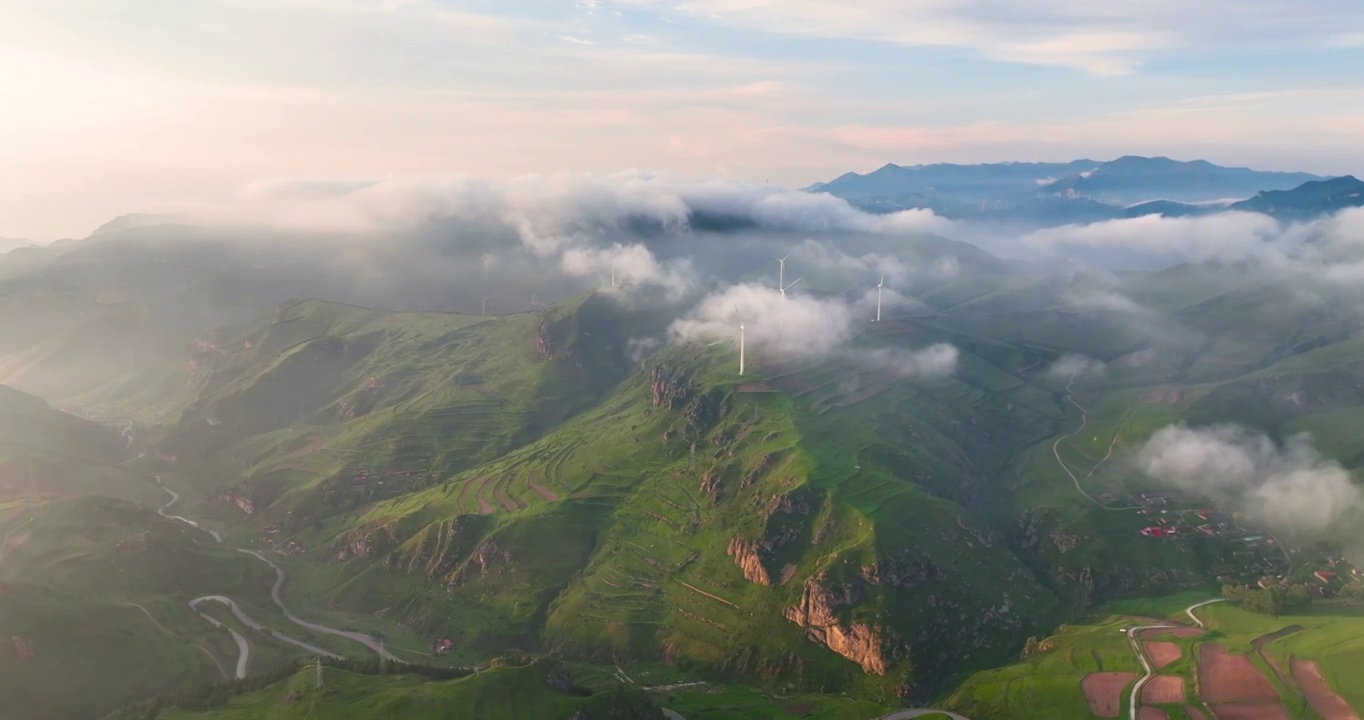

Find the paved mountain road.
[{"left": 157, "top": 478, "right": 394, "bottom": 667}]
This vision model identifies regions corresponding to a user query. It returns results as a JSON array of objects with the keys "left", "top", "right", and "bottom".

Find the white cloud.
[
  {"left": 1046, "top": 354, "right": 1106, "bottom": 382},
  {"left": 560, "top": 243, "right": 694, "bottom": 298},
  {"left": 1138, "top": 425, "right": 1364, "bottom": 540},
  {"left": 190, "top": 171, "right": 952, "bottom": 243},
  {"left": 668, "top": 282, "right": 958, "bottom": 381},
  {"left": 864, "top": 344, "right": 959, "bottom": 380},
  {"left": 1020, "top": 207, "right": 1364, "bottom": 294},
  {"left": 1021, "top": 212, "right": 1284, "bottom": 259},
  {"left": 669, "top": 283, "right": 854, "bottom": 358}
]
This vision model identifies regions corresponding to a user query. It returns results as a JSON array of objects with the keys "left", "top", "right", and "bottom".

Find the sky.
[{"left": 3, "top": 0, "right": 1364, "bottom": 240}]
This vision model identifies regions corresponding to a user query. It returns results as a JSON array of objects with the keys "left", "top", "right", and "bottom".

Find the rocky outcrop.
[
  {"left": 534, "top": 321, "right": 559, "bottom": 359},
  {"left": 649, "top": 364, "right": 693, "bottom": 410},
  {"left": 451, "top": 537, "right": 513, "bottom": 587},
  {"left": 860, "top": 550, "right": 946, "bottom": 589},
  {"left": 727, "top": 486, "right": 824, "bottom": 585},
  {"left": 221, "top": 492, "right": 255, "bottom": 515},
  {"left": 336, "top": 538, "right": 370, "bottom": 561},
  {"left": 683, "top": 388, "right": 728, "bottom": 439},
  {"left": 785, "top": 574, "right": 893, "bottom": 675},
  {"left": 726, "top": 537, "right": 772, "bottom": 585}
]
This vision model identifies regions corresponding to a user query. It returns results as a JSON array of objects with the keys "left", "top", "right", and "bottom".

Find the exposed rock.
[
  {"left": 534, "top": 322, "right": 558, "bottom": 359},
  {"left": 335, "top": 538, "right": 370, "bottom": 561},
  {"left": 1049, "top": 526, "right": 1081, "bottom": 553},
  {"left": 221, "top": 492, "right": 255, "bottom": 515},
  {"left": 452, "top": 538, "right": 512, "bottom": 587},
  {"left": 726, "top": 536, "right": 772, "bottom": 585},
  {"left": 785, "top": 574, "right": 893, "bottom": 675},
  {"left": 699, "top": 469, "right": 720, "bottom": 501},
  {"left": 649, "top": 364, "right": 694, "bottom": 410},
  {"left": 860, "top": 551, "right": 946, "bottom": 589}
]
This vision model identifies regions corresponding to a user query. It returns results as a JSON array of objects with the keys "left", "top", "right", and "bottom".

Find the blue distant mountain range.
[{"left": 808, "top": 156, "right": 1361, "bottom": 225}]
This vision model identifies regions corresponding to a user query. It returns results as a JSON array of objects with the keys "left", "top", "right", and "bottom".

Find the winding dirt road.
[{"left": 1051, "top": 375, "right": 1140, "bottom": 510}]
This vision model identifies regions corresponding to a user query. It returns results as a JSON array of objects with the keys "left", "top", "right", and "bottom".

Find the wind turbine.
[
  {"left": 780, "top": 277, "right": 802, "bottom": 299},
  {"left": 734, "top": 305, "right": 746, "bottom": 376},
  {"left": 875, "top": 274, "right": 884, "bottom": 322},
  {"left": 775, "top": 254, "right": 790, "bottom": 290}
]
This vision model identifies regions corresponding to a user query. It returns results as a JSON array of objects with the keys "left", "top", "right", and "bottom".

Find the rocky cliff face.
[
  {"left": 726, "top": 485, "right": 824, "bottom": 585},
  {"left": 785, "top": 573, "right": 893, "bottom": 675},
  {"left": 649, "top": 363, "right": 694, "bottom": 410},
  {"left": 384, "top": 514, "right": 488, "bottom": 581},
  {"left": 726, "top": 537, "right": 772, "bottom": 585}
]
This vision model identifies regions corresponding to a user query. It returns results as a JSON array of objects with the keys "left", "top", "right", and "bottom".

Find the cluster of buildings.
[{"left": 1124, "top": 492, "right": 1293, "bottom": 584}]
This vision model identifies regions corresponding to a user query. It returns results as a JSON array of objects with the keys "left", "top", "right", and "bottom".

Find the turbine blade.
[{"left": 785, "top": 277, "right": 802, "bottom": 290}]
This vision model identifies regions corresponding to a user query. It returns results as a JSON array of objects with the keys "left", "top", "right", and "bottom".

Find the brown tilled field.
[
  {"left": 1186, "top": 707, "right": 1208, "bottom": 720},
  {"left": 1291, "top": 659, "right": 1361, "bottom": 720},
  {"left": 1147, "top": 641, "right": 1182, "bottom": 669},
  {"left": 1139, "top": 707, "right": 1169, "bottom": 720},
  {"left": 1207, "top": 704, "right": 1290, "bottom": 720},
  {"left": 1083, "top": 672, "right": 1137, "bottom": 718},
  {"left": 1198, "top": 644, "right": 1281, "bottom": 704},
  {"left": 1143, "top": 675, "right": 1186, "bottom": 704}
]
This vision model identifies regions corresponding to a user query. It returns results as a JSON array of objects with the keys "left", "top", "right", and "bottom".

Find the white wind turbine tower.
[
  {"left": 875, "top": 274, "right": 884, "bottom": 322},
  {"left": 780, "top": 277, "right": 802, "bottom": 299},
  {"left": 775, "top": 254, "right": 790, "bottom": 290},
  {"left": 734, "top": 305, "right": 746, "bottom": 376}
]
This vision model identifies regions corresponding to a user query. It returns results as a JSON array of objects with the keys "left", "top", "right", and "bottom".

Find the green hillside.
[
  {"left": 0, "top": 497, "right": 277, "bottom": 719},
  {"left": 136, "top": 280, "right": 1360, "bottom": 702},
  {"left": 149, "top": 297, "right": 1102, "bottom": 700},
  {"left": 160, "top": 295, "right": 637, "bottom": 522},
  {"left": 0, "top": 385, "right": 162, "bottom": 504},
  {"left": 151, "top": 658, "right": 663, "bottom": 720},
  {"left": 6, "top": 255, "right": 1364, "bottom": 716}
]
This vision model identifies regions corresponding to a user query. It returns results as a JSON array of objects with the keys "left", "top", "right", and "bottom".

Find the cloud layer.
[
  {"left": 1137, "top": 424, "right": 1364, "bottom": 543},
  {"left": 669, "top": 282, "right": 855, "bottom": 357}
]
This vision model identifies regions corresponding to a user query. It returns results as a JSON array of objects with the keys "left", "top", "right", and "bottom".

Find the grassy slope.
[
  {"left": 0, "top": 384, "right": 164, "bottom": 505},
  {"left": 160, "top": 660, "right": 663, "bottom": 720},
  {"left": 0, "top": 497, "right": 279, "bottom": 719},
  {"left": 252, "top": 321, "right": 1074, "bottom": 700},
  {"left": 944, "top": 617, "right": 1142, "bottom": 720},
  {"left": 161, "top": 295, "right": 634, "bottom": 523}
]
